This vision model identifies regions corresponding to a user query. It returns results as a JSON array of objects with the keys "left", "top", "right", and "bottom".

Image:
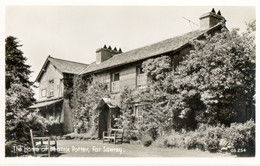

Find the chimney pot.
[
  {"left": 96, "top": 45, "right": 122, "bottom": 64},
  {"left": 199, "top": 8, "right": 225, "bottom": 30},
  {"left": 217, "top": 10, "right": 222, "bottom": 16}
]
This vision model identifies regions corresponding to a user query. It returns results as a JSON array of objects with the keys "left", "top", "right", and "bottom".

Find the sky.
[
  {"left": 4, "top": 6, "right": 256, "bottom": 99},
  {"left": 5, "top": 6, "right": 255, "bottom": 82}
]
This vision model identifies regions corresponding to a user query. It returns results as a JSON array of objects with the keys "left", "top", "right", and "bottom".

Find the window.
[
  {"left": 49, "top": 80, "right": 54, "bottom": 97},
  {"left": 113, "top": 73, "right": 120, "bottom": 81},
  {"left": 111, "top": 72, "right": 120, "bottom": 93},
  {"left": 134, "top": 105, "right": 143, "bottom": 122},
  {"left": 41, "top": 89, "right": 47, "bottom": 97},
  {"left": 136, "top": 66, "right": 147, "bottom": 89}
]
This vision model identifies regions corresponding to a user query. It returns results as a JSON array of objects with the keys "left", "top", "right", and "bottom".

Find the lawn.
[{"left": 52, "top": 140, "right": 234, "bottom": 157}]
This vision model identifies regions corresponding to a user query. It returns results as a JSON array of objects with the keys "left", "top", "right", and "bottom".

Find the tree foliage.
[
  {"left": 141, "top": 21, "right": 255, "bottom": 131},
  {"left": 139, "top": 56, "right": 174, "bottom": 135},
  {"left": 5, "top": 36, "right": 35, "bottom": 142},
  {"left": 170, "top": 25, "right": 255, "bottom": 127}
]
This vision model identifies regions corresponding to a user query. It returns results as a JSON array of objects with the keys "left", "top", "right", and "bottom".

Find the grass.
[{"left": 54, "top": 140, "right": 234, "bottom": 157}]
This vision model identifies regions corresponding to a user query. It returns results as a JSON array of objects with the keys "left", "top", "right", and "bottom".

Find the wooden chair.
[
  {"left": 30, "top": 129, "right": 57, "bottom": 157},
  {"left": 103, "top": 131, "right": 114, "bottom": 143},
  {"left": 103, "top": 128, "right": 124, "bottom": 144}
]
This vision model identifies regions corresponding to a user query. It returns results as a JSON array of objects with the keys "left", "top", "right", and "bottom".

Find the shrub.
[
  {"left": 164, "top": 131, "right": 185, "bottom": 148},
  {"left": 200, "top": 124, "right": 225, "bottom": 152},
  {"left": 184, "top": 133, "right": 198, "bottom": 149},
  {"left": 140, "top": 134, "right": 153, "bottom": 147},
  {"left": 151, "top": 136, "right": 166, "bottom": 148},
  {"left": 46, "top": 123, "right": 63, "bottom": 136},
  {"left": 5, "top": 141, "right": 16, "bottom": 157},
  {"left": 223, "top": 120, "right": 255, "bottom": 156},
  {"left": 5, "top": 111, "right": 49, "bottom": 157},
  {"left": 152, "top": 120, "right": 255, "bottom": 156}
]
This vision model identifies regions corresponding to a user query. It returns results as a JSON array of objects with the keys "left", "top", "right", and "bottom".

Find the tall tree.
[{"left": 5, "top": 36, "right": 35, "bottom": 142}]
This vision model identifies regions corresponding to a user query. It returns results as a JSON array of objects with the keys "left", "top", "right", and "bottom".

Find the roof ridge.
[
  {"left": 79, "top": 23, "right": 224, "bottom": 75},
  {"left": 49, "top": 56, "right": 89, "bottom": 66},
  {"left": 112, "top": 29, "right": 203, "bottom": 58},
  {"left": 114, "top": 23, "right": 223, "bottom": 57},
  {"left": 98, "top": 23, "right": 222, "bottom": 61},
  {"left": 79, "top": 61, "right": 96, "bottom": 74}
]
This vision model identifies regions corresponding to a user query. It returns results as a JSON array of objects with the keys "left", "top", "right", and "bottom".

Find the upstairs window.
[
  {"left": 136, "top": 66, "right": 147, "bottom": 89},
  {"left": 49, "top": 80, "right": 54, "bottom": 97},
  {"left": 111, "top": 72, "right": 120, "bottom": 93},
  {"left": 41, "top": 89, "right": 46, "bottom": 98}
]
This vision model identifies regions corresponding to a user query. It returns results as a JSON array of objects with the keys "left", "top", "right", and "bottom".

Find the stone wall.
[{"left": 38, "top": 63, "right": 63, "bottom": 101}]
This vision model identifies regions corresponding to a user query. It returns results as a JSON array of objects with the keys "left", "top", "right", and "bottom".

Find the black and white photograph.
[{"left": 1, "top": 0, "right": 258, "bottom": 165}]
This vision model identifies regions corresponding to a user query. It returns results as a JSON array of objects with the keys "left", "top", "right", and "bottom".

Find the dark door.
[{"left": 98, "top": 105, "right": 109, "bottom": 139}]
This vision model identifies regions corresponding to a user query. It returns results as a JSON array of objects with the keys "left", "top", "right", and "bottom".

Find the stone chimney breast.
[
  {"left": 96, "top": 45, "right": 123, "bottom": 64},
  {"left": 199, "top": 8, "right": 225, "bottom": 30}
]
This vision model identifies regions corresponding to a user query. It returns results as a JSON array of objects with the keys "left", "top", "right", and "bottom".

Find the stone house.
[
  {"left": 29, "top": 56, "right": 88, "bottom": 133},
  {"left": 30, "top": 8, "right": 226, "bottom": 135}
]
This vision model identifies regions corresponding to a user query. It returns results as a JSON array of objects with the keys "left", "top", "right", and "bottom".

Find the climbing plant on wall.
[{"left": 71, "top": 75, "right": 109, "bottom": 134}]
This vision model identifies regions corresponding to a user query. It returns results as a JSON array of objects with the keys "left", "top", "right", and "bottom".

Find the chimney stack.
[
  {"left": 96, "top": 45, "right": 122, "bottom": 64},
  {"left": 199, "top": 8, "right": 225, "bottom": 30}
]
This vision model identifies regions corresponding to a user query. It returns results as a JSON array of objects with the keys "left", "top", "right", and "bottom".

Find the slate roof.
[
  {"left": 35, "top": 56, "right": 88, "bottom": 82},
  {"left": 95, "top": 98, "right": 119, "bottom": 110},
  {"left": 36, "top": 23, "right": 223, "bottom": 82},
  {"left": 48, "top": 56, "right": 88, "bottom": 74},
  {"left": 79, "top": 23, "right": 223, "bottom": 75},
  {"left": 29, "top": 98, "right": 63, "bottom": 109}
]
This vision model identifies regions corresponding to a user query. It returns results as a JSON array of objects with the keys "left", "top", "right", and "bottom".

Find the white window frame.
[
  {"left": 49, "top": 80, "right": 54, "bottom": 97},
  {"left": 134, "top": 105, "right": 143, "bottom": 122},
  {"left": 41, "top": 89, "right": 47, "bottom": 97},
  {"left": 111, "top": 72, "right": 120, "bottom": 93},
  {"left": 136, "top": 66, "right": 147, "bottom": 89}
]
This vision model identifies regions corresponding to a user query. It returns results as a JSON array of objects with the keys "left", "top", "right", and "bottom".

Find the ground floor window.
[{"left": 134, "top": 105, "right": 144, "bottom": 122}]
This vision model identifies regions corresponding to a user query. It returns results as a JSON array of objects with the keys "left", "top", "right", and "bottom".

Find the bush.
[
  {"left": 151, "top": 136, "right": 166, "bottom": 148},
  {"left": 5, "top": 141, "right": 16, "bottom": 157},
  {"left": 184, "top": 133, "right": 198, "bottom": 149},
  {"left": 46, "top": 121, "right": 63, "bottom": 136},
  {"left": 5, "top": 111, "right": 66, "bottom": 157},
  {"left": 152, "top": 120, "right": 255, "bottom": 156},
  {"left": 223, "top": 120, "right": 255, "bottom": 156},
  {"left": 199, "top": 124, "right": 225, "bottom": 152},
  {"left": 164, "top": 131, "right": 185, "bottom": 148},
  {"left": 140, "top": 134, "right": 153, "bottom": 147}
]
